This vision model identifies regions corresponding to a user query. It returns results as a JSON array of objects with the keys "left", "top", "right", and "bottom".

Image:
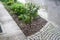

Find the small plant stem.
[{"left": 30, "top": 13, "right": 31, "bottom": 28}]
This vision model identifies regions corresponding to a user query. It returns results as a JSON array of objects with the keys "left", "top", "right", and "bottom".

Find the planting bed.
[
  {"left": 11, "top": 14, "right": 47, "bottom": 36},
  {"left": 2, "top": 0, "right": 47, "bottom": 36}
]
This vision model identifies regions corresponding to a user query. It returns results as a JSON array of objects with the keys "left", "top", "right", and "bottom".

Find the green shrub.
[
  {"left": 0, "top": 0, "right": 17, "bottom": 2},
  {"left": 7, "top": 0, "right": 17, "bottom": 5},
  {"left": 6, "top": 0, "right": 15, "bottom": 5},
  {"left": 10, "top": 3, "right": 25, "bottom": 15},
  {"left": 0, "top": 0, "right": 8, "bottom": 2},
  {"left": 14, "top": 0, "right": 17, "bottom": 2},
  {"left": 25, "top": 3, "right": 40, "bottom": 19},
  {"left": 18, "top": 3, "right": 39, "bottom": 24},
  {"left": 4, "top": 2, "right": 40, "bottom": 24},
  {"left": 1, "top": 0, "right": 17, "bottom": 5}
]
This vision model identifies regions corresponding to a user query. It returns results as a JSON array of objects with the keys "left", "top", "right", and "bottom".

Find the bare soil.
[{"left": 11, "top": 14, "right": 47, "bottom": 36}]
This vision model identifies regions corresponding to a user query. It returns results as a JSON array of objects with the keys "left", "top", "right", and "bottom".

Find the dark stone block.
[{"left": 0, "top": 26, "right": 2, "bottom": 33}]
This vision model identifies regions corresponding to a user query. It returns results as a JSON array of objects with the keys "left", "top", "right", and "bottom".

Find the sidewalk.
[{"left": 0, "top": 2, "right": 26, "bottom": 40}]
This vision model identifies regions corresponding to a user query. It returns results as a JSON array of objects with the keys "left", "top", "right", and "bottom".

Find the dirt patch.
[{"left": 11, "top": 14, "right": 47, "bottom": 36}]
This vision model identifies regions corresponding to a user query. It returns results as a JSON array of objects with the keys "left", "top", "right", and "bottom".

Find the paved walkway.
[{"left": 0, "top": 2, "right": 26, "bottom": 40}]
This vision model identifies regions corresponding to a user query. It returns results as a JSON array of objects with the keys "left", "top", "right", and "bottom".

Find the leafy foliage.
[
  {"left": 3, "top": 0, "right": 40, "bottom": 24},
  {"left": 26, "top": 3, "right": 40, "bottom": 19},
  {"left": 0, "top": 0, "right": 17, "bottom": 2},
  {"left": 10, "top": 2, "right": 25, "bottom": 15},
  {"left": 18, "top": 3, "right": 39, "bottom": 24},
  {"left": 0, "top": 0, "right": 8, "bottom": 2},
  {"left": 6, "top": 0, "right": 14, "bottom": 5},
  {"left": 0, "top": 0, "right": 17, "bottom": 5}
]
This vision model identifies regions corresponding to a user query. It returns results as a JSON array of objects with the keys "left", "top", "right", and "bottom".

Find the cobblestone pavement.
[{"left": 27, "top": 22, "right": 60, "bottom": 40}]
